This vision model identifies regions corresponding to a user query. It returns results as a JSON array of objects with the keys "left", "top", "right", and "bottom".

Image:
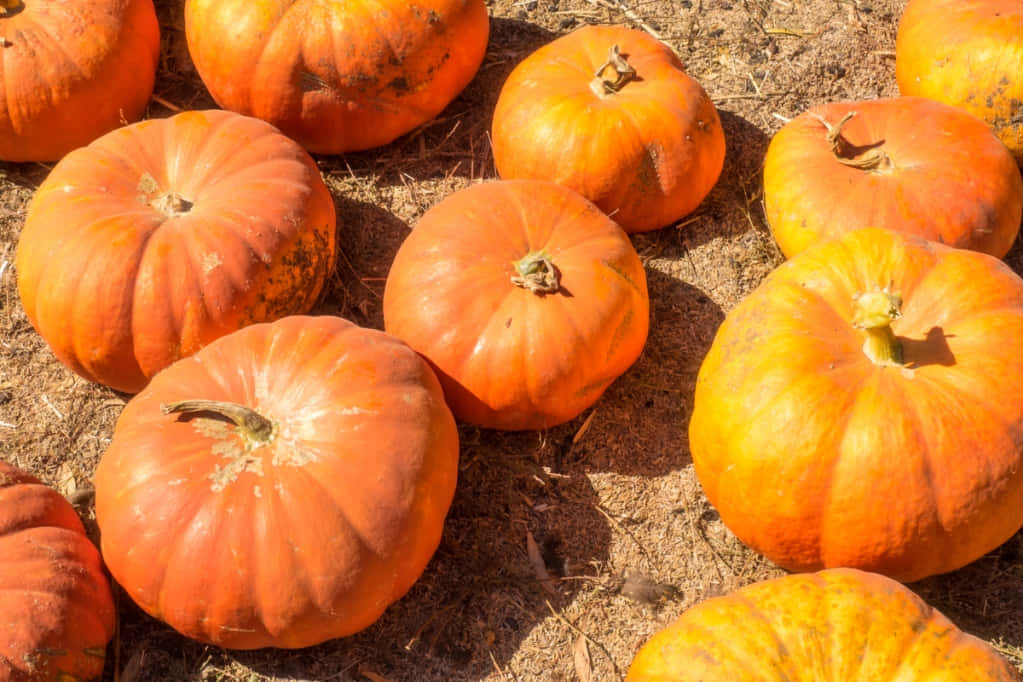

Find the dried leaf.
[
  {"left": 118, "top": 648, "right": 145, "bottom": 682},
  {"left": 526, "top": 530, "right": 558, "bottom": 595},
  {"left": 572, "top": 409, "right": 598, "bottom": 445},
  {"left": 620, "top": 573, "right": 680, "bottom": 604},
  {"left": 358, "top": 667, "right": 394, "bottom": 682},
  {"left": 573, "top": 633, "right": 592, "bottom": 682},
  {"left": 55, "top": 461, "right": 76, "bottom": 497}
]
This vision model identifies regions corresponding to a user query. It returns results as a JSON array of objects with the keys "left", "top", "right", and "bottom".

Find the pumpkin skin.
[
  {"left": 184, "top": 0, "right": 489, "bottom": 154},
  {"left": 0, "top": 462, "right": 116, "bottom": 682},
  {"left": 626, "top": 568, "right": 1022, "bottom": 681},
  {"left": 896, "top": 0, "right": 1023, "bottom": 165},
  {"left": 93, "top": 315, "right": 459, "bottom": 649},
  {"left": 688, "top": 227, "right": 1023, "bottom": 583},
  {"left": 763, "top": 96, "right": 1023, "bottom": 259},
  {"left": 383, "top": 179, "right": 649, "bottom": 431},
  {"left": 15, "top": 109, "right": 337, "bottom": 394},
  {"left": 0, "top": 0, "right": 159, "bottom": 162},
  {"left": 491, "top": 25, "right": 725, "bottom": 234}
]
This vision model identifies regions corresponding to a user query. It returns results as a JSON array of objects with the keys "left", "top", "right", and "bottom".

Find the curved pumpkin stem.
[
  {"left": 0, "top": 0, "right": 23, "bottom": 16},
  {"left": 810, "top": 111, "right": 894, "bottom": 173},
  {"left": 590, "top": 45, "right": 637, "bottom": 96},
  {"left": 852, "top": 287, "right": 904, "bottom": 366},
  {"left": 511, "top": 250, "right": 560, "bottom": 295},
  {"left": 162, "top": 400, "right": 276, "bottom": 444}
]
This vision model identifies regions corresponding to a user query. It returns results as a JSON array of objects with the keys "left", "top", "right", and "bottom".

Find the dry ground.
[{"left": 3, "top": 0, "right": 1023, "bottom": 680}]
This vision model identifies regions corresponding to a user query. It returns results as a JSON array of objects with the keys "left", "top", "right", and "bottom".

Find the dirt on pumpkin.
[{"left": 2, "top": 1, "right": 1022, "bottom": 681}]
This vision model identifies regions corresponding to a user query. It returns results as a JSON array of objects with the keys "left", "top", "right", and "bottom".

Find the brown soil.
[{"left": 2, "top": 1, "right": 1022, "bottom": 681}]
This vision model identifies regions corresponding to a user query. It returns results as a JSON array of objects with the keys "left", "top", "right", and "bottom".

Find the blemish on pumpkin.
[
  {"left": 210, "top": 451, "right": 264, "bottom": 492},
  {"left": 202, "top": 251, "right": 223, "bottom": 274}
]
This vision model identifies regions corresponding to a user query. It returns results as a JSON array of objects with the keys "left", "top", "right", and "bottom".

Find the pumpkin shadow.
[
  {"left": 322, "top": 17, "right": 558, "bottom": 186},
  {"left": 201, "top": 426, "right": 614, "bottom": 681},
  {"left": 912, "top": 530, "right": 1023, "bottom": 655},
  {"left": 312, "top": 194, "right": 412, "bottom": 331},
  {"left": 674, "top": 109, "right": 772, "bottom": 249},
  {"left": 901, "top": 327, "right": 956, "bottom": 368},
  {"left": 552, "top": 267, "right": 725, "bottom": 478}
]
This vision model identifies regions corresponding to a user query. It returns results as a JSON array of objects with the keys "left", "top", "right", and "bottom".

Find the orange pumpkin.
[
  {"left": 383, "top": 179, "right": 649, "bottom": 431},
  {"left": 688, "top": 227, "right": 1023, "bottom": 582},
  {"left": 763, "top": 97, "right": 1023, "bottom": 259},
  {"left": 491, "top": 25, "right": 725, "bottom": 233},
  {"left": 0, "top": 0, "right": 159, "bottom": 162},
  {"left": 94, "top": 315, "right": 459, "bottom": 649},
  {"left": 627, "top": 568, "right": 1022, "bottom": 681},
  {"left": 15, "top": 109, "right": 337, "bottom": 394},
  {"left": 0, "top": 462, "right": 116, "bottom": 682},
  {"left": 184, "top": 0, "right": 489, "bottom": 154},
  {"left": 896, "top": 0, "right": 1023, "bottom": 165}
]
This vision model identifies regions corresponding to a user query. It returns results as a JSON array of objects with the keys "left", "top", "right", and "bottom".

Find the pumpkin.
[
  {"left": 763, "top": 96, "right": 1023, "bottom": 259},
  {"left": 184, "top": 0, "right": 489, "bottom": 154},
  {"left": 383, "top": 179, "right": 649, "bottom": 431},
  {"left": 0, "top": 0, "right": 159, "bottom": 162},
  {"left": 896, "top": 0, "right": 1023, "bottom": 165},
  {"left": 626, "top": 568, "right": 1022, "bottom": 681},
  {"left": 688, "top": 227, "right": 1023, "bottom": 582},
  {"left": 15, "top": 109, "right": 337, "bottom": 394},
  {"left": 93, "top": 314, "right": 459, "bottom": 649},
  {"left": 0, "top": 462, "right": 116, "bottom": 682},
  {"left": 491, "top": 25, "right": 725, "bottom": 234}
]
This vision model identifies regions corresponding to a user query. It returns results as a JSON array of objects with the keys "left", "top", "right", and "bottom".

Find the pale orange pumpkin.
[
  {"left": 0, "top": 462, "right": 116, "bottom": 682},
  {"left": 15, "top": 109, "right": 337, "bottom": 394},
  {"left": 0, "top": 0, "right": 159, "bottom": 162},
  {"left": 689, "top": 227, "right": 1023, "bottom": 582},
  {"left": 94, "top": 315, "right": 459, "bottom": 649},
  {"left": 627, "top": 568, "right": 1022, "bottom": 681}
]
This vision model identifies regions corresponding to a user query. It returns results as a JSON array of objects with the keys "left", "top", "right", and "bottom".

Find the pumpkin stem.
[
  {"left": 810, "top": 111, "right": 894, "bottom": 173},
  {"left": 138, "top": 172, "right": 194, "bottom": 217},
  {"left": 511, "top": 250, "right": 560, "bottom": 295},
  {"left": 0, "top": 0, "right": 23, "bottom": 16},
  {"left": 852, "top": 288, "right": 904, "bottom": 366},
  {"left": 162, "top": 400, "right": 276, "bottom": 444},
  {"left": 590, "top": 44, "right": 637, "bottom": 96}
]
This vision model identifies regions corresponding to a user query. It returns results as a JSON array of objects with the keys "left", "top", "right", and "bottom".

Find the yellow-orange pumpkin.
[
  {"left": 689, "top": 227, "right": 1023, "bottom": 582},
  {"left": 896, "top": 0, "right": 1023, "bottom": 165},
  {"left": 627, "top": 569, "right": 1022, "bottom": 681}
]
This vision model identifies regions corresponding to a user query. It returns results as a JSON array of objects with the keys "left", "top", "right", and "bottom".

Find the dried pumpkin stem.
[
  {"left": 590, "top": 44, "right": 637, "bottom": 96},
  {"left": 0, "top": 0, "right": 22, "bottom": 15},
  {"left": 852, "top": 288, "right": 904, "bottom": 366},
  {"left": 511, "top": 250, "right": 560, "bottom": 295},
  {"left": 162, "top": 399, "right": 276, "bottom": 444},
  {"left": 810, "top": 111, "right": 894, "bottom": 172}
]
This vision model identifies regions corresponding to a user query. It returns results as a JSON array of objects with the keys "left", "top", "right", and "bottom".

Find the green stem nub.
[
  {"left": 511, "top": 250, "right": 560, "bottom": 295},
  {"left": 852, "top": 288, "right": 904, "bottom": 366},
  {"left": 590, "top": 44, "right": 637, "bottom": 96},
  {"left": 162, "top": 399, "right": 276, "bottom": 444}
]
